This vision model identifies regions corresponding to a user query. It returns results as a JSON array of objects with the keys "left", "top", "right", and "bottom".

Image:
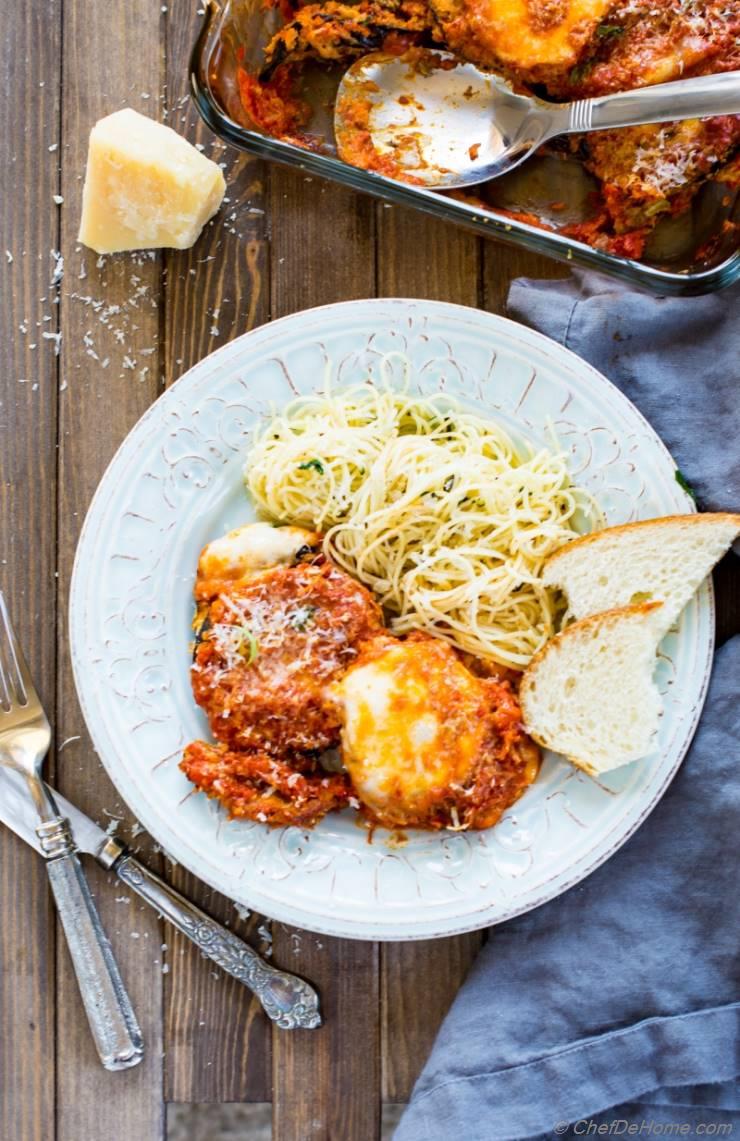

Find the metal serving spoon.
[{"left": 335, "top": 52, "right": 740, "bottom": 188}]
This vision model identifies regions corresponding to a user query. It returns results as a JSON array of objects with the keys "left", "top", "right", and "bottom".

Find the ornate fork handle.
[{"left": 113, "top": 852, "right": 321, "bottom": 1029}]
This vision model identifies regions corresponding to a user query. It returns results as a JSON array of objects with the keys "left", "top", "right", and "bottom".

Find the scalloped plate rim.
[{"left": 68, "top": 298, "right": 713, "bottom": 940}]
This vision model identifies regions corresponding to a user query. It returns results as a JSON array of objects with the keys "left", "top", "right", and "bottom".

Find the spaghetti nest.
[{"left": 244, "top": 385, "right": 601, "bottom": 669}]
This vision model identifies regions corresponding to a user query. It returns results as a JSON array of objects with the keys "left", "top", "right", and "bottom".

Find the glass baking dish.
[{"left": 190, "top": 0, "right": 740, "bottom": 295}]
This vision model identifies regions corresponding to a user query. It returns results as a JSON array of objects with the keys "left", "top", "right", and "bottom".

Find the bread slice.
[
  {"left": 520, "top": 602, "right": 664, "bottom": 776},
  {"left": 543, "top": 513, "right": 740, "bottom": 636}
]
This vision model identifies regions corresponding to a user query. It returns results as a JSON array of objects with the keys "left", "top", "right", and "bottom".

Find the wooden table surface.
[{"left": 2, "top": 4, "right": 738, "bottom": 1140}]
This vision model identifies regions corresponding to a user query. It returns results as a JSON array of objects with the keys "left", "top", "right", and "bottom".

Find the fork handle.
[{"left": 41, "top": 821, "right": 144, "bottom": 1070}]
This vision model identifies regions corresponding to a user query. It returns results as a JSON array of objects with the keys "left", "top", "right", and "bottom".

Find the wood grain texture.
[
  {"left": 270, "top": 169, "right": 380, "bottom": 1141},
  {"left": 162, "top": 0, "right": 270, "bottom": 384},
  {"left": 482, "top": 242, "right": 569, "bottom": 314},
  {"left": 269, "top": 169, "right": 377, "bottom": 314},
  {"left": 376, "top": 203, "right": 486, "bottom": 1102},
  {"left": 381, "top": 935, "right": 482, "bottom": 1102},
  {"left": 54, "top": 0, "right": 165, "bottom": 1138},
  {"left": 272, "top": 929, "right": 381, "bottom": 1141},
  {"left": 163, "top": 868, "right": 272, "bottom": 1104},
  {"left": 376, "top": 202, "right": 480, "bottom": 303},
  {"left": 162, "top": 3, "right": 272, "bottom": 1104},
  {"left": 0, "top": 2, "right": 61, "bottom": 1138}
]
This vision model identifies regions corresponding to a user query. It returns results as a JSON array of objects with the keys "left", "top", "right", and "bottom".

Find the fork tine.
[{"left": 0, "top": 591, "right": 31, "bottom": 708}]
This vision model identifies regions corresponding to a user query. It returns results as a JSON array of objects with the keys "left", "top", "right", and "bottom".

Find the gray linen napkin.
[{"left": 394, "top": 273, "right": 740, "bottom": 1141}]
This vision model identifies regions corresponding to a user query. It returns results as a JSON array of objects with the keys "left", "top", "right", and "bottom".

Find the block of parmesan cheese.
[{"left": 78, "top": 108, "right": 226, "bottom": 254}]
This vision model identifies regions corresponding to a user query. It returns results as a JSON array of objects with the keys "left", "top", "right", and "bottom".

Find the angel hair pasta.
[{"left": 244, "top": 384, "right": 601, "bottom": 669}]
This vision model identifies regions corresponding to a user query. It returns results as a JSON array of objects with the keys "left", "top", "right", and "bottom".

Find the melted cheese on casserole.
[
  {"left": 335, "top": 638, "right": 489, "bottom": 815},
  {"left": 585, "top": 116, "right": 740, "bottom": 229},
  {"left": 196, "top": 522, "right": 319, "bottom": 597},
  {"left": 431, "top": 0, "right": 616, "bottom": 74}
]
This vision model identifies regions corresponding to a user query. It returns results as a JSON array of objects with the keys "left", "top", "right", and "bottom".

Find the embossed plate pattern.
[{"left": 69, "top": 299, "right": 711, "bottom": 940}]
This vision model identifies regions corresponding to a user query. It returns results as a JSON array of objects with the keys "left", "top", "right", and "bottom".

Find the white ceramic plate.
[{"left": 70, "top": 299, "right": 712, "bottom": 940}]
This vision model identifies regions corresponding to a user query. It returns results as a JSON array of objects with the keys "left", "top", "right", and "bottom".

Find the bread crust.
[
  {"left": 543, "top": 512, "right": 740, "bottom": 575},
  {"left": 522, "top": 511, "right": 740, "bottom": 774}
]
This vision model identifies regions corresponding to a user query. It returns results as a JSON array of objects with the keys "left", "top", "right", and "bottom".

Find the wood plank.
[
  {"left": 0, "top": 1, "right": 61, "bottom": 1138},
  {"left": 162, "top": 3, "right": 272, "bottom": 1103},
  {"left": 273, "top": 930, "right": 380, "bottom": 1139},
  {"left": 483, "top": 242, "right": 569, "bottom": 315},
  {"left": 269, "top": 170, "right": 377, "bottom": 313},
  {"left": 162, "top": 868, "right": 272, "bottom": 1103},
  {"left": 376, "top": 202, "right": 480, "bottom": 302},
  {"left": 162, "top": 3, "right": 270, "bottom": 384},
  {"left": 375, "top": 202, "right": 486, "bottom": 1100},
  {"left": 381, "top": 935, "right": 482, "bottom": 1101},
  {"left": 270, "top": 168, "right": 381, "bottom": 1141},
  {"left": 55, "top": 0, "right": 165, "bottom": 1137}
]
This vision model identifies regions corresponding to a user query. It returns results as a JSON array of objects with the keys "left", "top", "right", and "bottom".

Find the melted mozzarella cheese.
[
  {"left": 433, "top": 0, "right": 615, "bottom": 73},
  {"left": 197, "top": 522, "right": 319, "bottom": 589},
  {"left": 335, "top": 638, "right": 488, "bottom": 815}
]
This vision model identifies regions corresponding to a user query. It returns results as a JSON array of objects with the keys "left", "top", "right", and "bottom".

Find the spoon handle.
[{"left": 567, "top": 69, "right": 740, "bottom": 134}]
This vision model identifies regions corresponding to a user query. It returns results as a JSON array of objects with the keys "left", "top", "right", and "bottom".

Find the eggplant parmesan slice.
[{"left": 333, "top": 633, "right": 540, "bottom": 831}]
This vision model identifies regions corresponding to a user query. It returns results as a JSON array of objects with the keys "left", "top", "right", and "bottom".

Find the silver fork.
[{"left": 0, "top": 591, "right": 144, "bottom": 1070}]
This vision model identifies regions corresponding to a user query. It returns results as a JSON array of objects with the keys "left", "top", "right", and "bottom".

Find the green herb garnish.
[
  {"left": 290, "top": 605, "right": 317, "bottom": 632},
  {"left": 569, "top": 60, "right": 594, "bottom": 86},
  {"left": 298, "top": 458, "right": 324, "bottom": 475},
  {"left": 595, "top": 23, "right": 625, "bottom": 39},
  {"left": 236, "top": 626, "right": 259, "bottom": 664},
  {"left": 675, "top": 469, "right": 697, "bottom": 501}
]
